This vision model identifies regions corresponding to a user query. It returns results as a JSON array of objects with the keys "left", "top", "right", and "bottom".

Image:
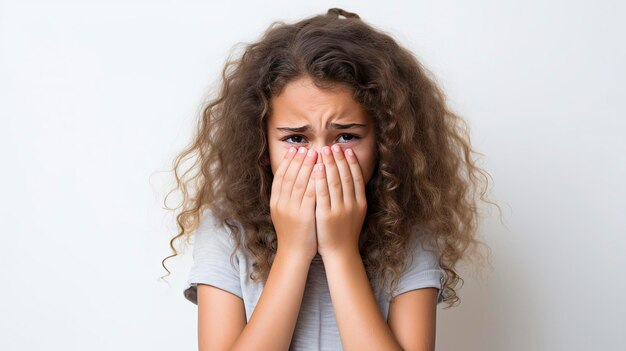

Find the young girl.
[{"left": 162, "top": 8, "right": 495, "bottom": 350}]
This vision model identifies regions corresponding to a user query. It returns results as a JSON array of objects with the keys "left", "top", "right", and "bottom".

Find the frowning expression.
[{"left": 266, "top": 75, "right": 377, "bottom": 185}]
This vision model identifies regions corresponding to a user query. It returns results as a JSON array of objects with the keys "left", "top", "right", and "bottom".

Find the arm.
[
  {"left": 323, "top": 249, "right": 404, "bottom": 351},
  {"left": 314, "top": 145, "right": 439, "bottom": 350},
  {"left": 313, "top": 145, "right": 405, "bottom": 350},
  {"left": 227, "top": 250, "right": 311, "bottom": 351},
  {"left": 208, "top": 145, "right": 316, "bottom": 350},
  {"left": 197, "top": 284, "right": 246, "bottom": 350},
  {"left": 323, "top": 249, "right": 439, "bottom": 351},
  {"left": 387, "top": 287, "right": 438, "bottom": 351}
]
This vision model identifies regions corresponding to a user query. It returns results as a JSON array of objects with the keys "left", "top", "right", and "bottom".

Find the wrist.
[
  {"left": 276, "top": 249, "right": 315, "bottom": 264},
  {"left": 319, "top": 247, "right": 361, "bottom": 262}
]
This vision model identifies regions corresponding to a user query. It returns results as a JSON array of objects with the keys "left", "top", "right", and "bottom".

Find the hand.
[
  {"left": 269, "top": 146, "right": 319, "bottom": 261},
  {"left": 313, "top": 144, "right": 367, "bottom": 258}
]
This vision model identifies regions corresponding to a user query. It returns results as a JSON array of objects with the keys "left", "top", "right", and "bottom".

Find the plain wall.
[{"left": 1, "top": 0, "right": 624, "bottom": 350}]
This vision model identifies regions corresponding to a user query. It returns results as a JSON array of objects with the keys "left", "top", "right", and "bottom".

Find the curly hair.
[{"left": 160, "top": 7, "right": 500, "bottom": 308}]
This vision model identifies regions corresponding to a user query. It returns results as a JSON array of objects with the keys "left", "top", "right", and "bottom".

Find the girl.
[{"left": 162, "top": 8, "right": 496, "bottom": 351}]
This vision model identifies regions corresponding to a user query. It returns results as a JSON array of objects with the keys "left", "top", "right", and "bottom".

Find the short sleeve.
[
  {"left": 183, "top": 212, "right": 243, "bottom": 305},
  {"left": 391, "top": 233, "right": 445, "bottom": 304}
]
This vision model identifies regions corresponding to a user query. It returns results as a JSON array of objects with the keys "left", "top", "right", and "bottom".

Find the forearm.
[
  {"left": 230, "top": 250, "right": 311, "bottom": 351},
  {"left": 323, "top": 249, "right": 403, "bottom": 351}
]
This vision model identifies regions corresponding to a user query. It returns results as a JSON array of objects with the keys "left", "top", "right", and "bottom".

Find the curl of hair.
[{"left": 160, "top": 8, "right": 501, "bottom": 308}]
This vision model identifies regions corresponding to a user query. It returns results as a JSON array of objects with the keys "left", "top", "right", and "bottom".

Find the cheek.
[
  {"left": 270, "top": 152, "right": 279, "bottom": 175},
  {"left": 267, "top": 142, "right": 277, "bottom": 174},
  {"left": 350, "top": 147, "right": 376, "bottom": 179},
  {"left": 268, "top": 145, "right": 287, "bottom": 175},
  {"left": 353, "top": 150, "right": 371, "bottom": 169}
]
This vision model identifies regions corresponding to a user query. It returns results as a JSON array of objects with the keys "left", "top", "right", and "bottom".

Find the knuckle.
[{"left": 293, "top": 181, "right": 305, "bottom": 191}]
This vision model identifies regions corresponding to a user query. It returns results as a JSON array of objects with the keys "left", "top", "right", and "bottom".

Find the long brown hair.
[{"left": 161, "top": 8, "right": 500, "bottom": 308}]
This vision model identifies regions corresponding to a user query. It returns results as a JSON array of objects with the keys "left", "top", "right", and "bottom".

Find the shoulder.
[
  {"left": 191, "top": 210, "right": 245, "bottom": 266},
  {"left": 408, "top": 226, "right": 439, "bottom": 260},
  {"left": 183, "top": 210, "right": 245, "bottom": 304},
  {"left": 393, "top": 226, "right": 444, "bottom": 303},
  {"left": 195, "top": 210, "right": 243, "bottom": 246}
]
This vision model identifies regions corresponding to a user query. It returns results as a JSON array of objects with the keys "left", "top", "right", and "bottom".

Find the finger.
[
  {"left": 270, "top": 146, "right": 297, "bottom": 208},
  {"left": 344, "top": 148, "right": 366, "bottom": 206},
  {"left": 314, "top": 163, "right": 330, "bottom": 211},
  {"left": 321, "top": 146, "right": 342, "bottom": 210},
  {"left": 331, "top": 144, "right": 354, "bottom": 206},
  {"left": 301, "top": 163, "right": 317, "bottom": 212},
  {"left": 292, "top": 148, "right": 317, "bottom": 206},
  {"left": 281, "top": 146, "right": 308, "bottom": 206}
]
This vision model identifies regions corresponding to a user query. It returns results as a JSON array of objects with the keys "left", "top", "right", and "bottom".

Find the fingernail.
[
  {"left": 331, "top": 144, "right": 340, "bottom": 153},
  {"left": 289, "top": 147, "right": 296, "bottom": 153},
  {"left": 346, "top": 148, "right": 354, "bottom": 157},
  {"left": 298, "top": 147, "right": 307, "bottom": 154},
  {"left": 307, "top": 148, "right": 315, "bottom": 157},
  {"left": 323, "top": 147, "right": 331, "bottom": 155}
]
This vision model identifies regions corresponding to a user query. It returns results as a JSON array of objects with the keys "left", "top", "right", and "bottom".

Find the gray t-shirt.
[{"left": 183, "top": 211, "right": 444, "bottom": 351}]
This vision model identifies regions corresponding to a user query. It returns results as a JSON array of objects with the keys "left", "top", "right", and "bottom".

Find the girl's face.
[{"left": 267, "top": 76, "right": 377, "bottom": 185}]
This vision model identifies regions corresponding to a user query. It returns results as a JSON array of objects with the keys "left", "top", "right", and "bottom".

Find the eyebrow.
[{"left": 276, "top": 122, "right": 367, "bottom": 133}]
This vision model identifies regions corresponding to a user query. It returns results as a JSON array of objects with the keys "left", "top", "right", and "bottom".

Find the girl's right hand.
[{"left": 269, "top": 146, "right": 318, "bottom": 261}]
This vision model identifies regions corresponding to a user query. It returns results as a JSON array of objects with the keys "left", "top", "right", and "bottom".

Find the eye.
[
  {"left": 337, "top": 134, "right": 359, "bottom": 143},
  {"left": 280, "top": 134, "right": 361, "bottom": 144},
  {"left": 281, "top": 134, "right": 306, "bottom": 144}
]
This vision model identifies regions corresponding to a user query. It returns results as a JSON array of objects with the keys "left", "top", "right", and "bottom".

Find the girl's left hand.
[{"left": 314, "top": 144, "right": 368, "bottom": 258}]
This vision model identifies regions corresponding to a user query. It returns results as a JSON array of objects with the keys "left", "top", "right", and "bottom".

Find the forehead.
[{"left": 269, "top": 77, "right": 369, "bottom": 124}]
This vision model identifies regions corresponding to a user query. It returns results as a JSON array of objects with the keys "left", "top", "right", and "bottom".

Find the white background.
[{"left": 2, "top": 1, "right": 624, "bottom": 350}]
